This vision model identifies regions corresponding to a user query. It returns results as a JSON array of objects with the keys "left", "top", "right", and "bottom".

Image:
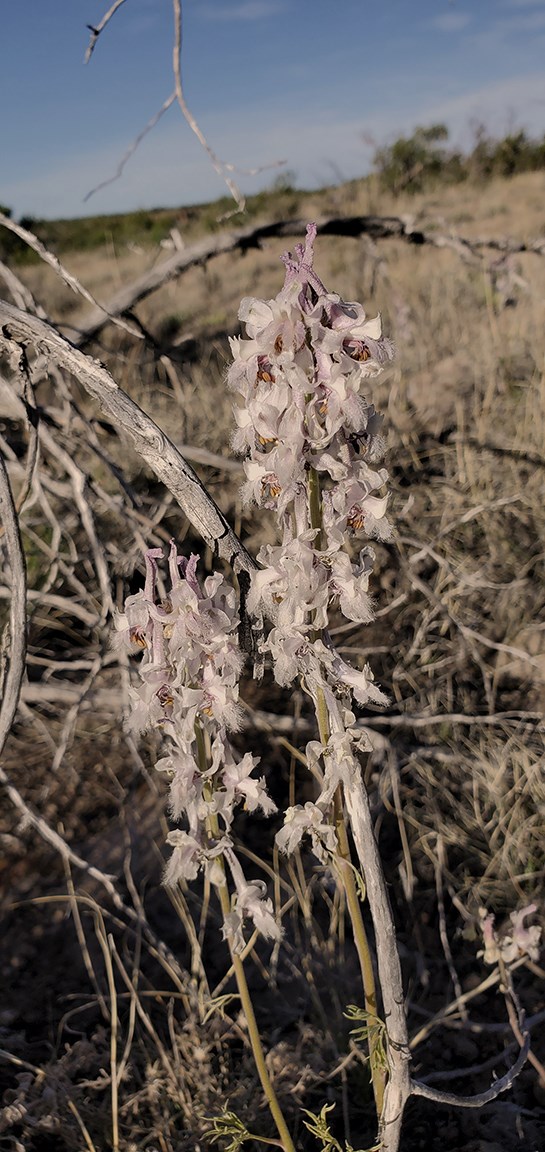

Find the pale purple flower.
[
  {"left": 222, "top": 848, "right": 281, "bottom": 953},
  {"left": 315, "top": 636, "right": 389, "bottom": 708},
  {"left": 276, "top": 802, "right": 338, "bottom": 863},
  {"left": 248, "top": 535, "right": 329, "bottom": 631},
  {"left": 164, "top": 829, "right": 202, "bottom": 884},
  {"left": 478, "top": 904, "right": 542, "bottom": 965},
  {"left": 326, "top": 548, "right": 375, "bottom": 624},
  {"left": 503, "top": 904, "right": 542, "bottom": 963},
  {"left": 112, "top": 547, "right": 166, "bottom": 651},
  {"left": 228, "top": 223, "right": 392, "bottom": 542},
  {"left": 155, "top": 748, "right": 201, "bottom": 823},
  {"left": 221, "top": 750, "right": 277, "bottom": 816},
  {"left": 119, "top": 543, "right": 277, "bottom": 935}
]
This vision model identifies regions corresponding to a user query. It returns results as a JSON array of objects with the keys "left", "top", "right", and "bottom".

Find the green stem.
[
  {"left": 216, "top": 872, "right": 296, "bottom": 1152},
  {"left": 196, "top": 722, "right": 295, "bottom": 1152}
]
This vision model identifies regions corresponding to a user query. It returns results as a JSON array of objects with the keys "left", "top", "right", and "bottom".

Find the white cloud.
[
  {"left": 515, "top": 9, "right": 545, "bottom": 25},
  {"left": 418, "top": 72, "right": 545, "bottom": 143},
  {"left": 431, "top": 12, "right": 472, "bottom": 32},
  {"left": 503, "top": 0, "right": 545, "bottom": 8},
  {"left": 199, "top": 2, "right": 285, "bottom": 21},
  {"left": 4, "top": 70, "right": 545, "bottom": 221}
]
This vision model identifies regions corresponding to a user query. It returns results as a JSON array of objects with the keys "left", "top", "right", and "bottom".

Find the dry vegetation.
[{"left": 1, "top": 169, "right": 544, "bottom": 1152}]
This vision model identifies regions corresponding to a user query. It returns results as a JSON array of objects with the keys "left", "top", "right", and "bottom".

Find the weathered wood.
[{"left": 0, "top": 298, "right": 257, "bottom": 586}]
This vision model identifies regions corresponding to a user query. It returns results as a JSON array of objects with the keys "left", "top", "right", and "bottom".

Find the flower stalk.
[
  {"left": 115, "top": 544, "right": 293, "bottom": 1147},
  {"left": 228, "top": 223, "right": 408, "bottom": 1140},
  {"left": 215, "top": 854, "right": 295, "bottom": 1152}
]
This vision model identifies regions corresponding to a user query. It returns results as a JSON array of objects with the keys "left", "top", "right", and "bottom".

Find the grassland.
[{"left": 0, "top": 169, "right": 544, "bottom": 1152}]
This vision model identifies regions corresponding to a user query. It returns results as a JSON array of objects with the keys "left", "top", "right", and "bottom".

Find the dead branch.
[
  {"left": 0, "top": 297, "right": 261, "bottom": 666},
  {"left": 343, "top": 772, "right": 412, "bottom": 1151},
  {"left": 411, "top": 1035, "right": 529, "bottom": 1107},
  {"left": 2, "top": 210, "right": 541, "bottom": 350},
  {"left": 0, "top": 453, "right": 27, "bottom": 758},
  {"left": 85, "top": 0, "right": 128, "bottom": 62},
  {"left": 358, "top": 711, "right": 544, "bottom": 731},
  {"left": 0, "top": 299, "right": 255, "bottom": 579},
  {"left": 70, "top": 214, "right": 545, "bottom": 346},
  {"left": 83, "top": 91, "right": 177, "bottom": 203},
  {"left": 172, "top": 0, "right": 244, "bottom": 214},
  {"left": 0, "top": 212, "right": 143, "bottom": 342},
  {"left": 0, "top": 259, "right": 48, "bottom": 319},
  {"left": 411, "top": 959, "right": 531, "bottom": 1107},
  {"left": 84, "top": 0, "right": 283, "bottom": 210}
]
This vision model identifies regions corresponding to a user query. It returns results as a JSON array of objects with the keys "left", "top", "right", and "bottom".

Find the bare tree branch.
[
  {"left": 3, "top": 210, "right": 541, "bottom": 351},
  {"left": 343, "top": 773, "right": 412, "bottom": 1150},
  {"left": 83, "top": 0, "right": 282, "bottom": 209},
  {"left": 70, "top": 215, "right": 545, "bottom": 346},
  {"left": 0, "top": 298, "right": 260, "bottom": 647},
  {"left": 0, "top": 454, "right": 27, "bottom": 758},
  {"left": 357, "top": 711, "right": 544, "bottom": 731},
  {"left": 83, "top": 92, "right": 177, "bottom": 203},
  {"left": 85, "top": 0, "right": 128, "bottom": 62},
  {"left": 171, "top": 0, "right": 245, "bottom": 214},
  {"left": 0, "top": 259, "right": 48, "bottom": 319},
  {"left": 0, "top": 212, "right": 143, "bottom": 341},
  {"left": 411, "top": 1033, "right": 530, "bottom": 1108}
]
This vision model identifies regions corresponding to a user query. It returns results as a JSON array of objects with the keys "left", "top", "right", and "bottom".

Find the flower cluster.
[
  {"left": 478, "top": 904, "right": 542, "bottom": 966},
  {"left": 228, "top": 223, "right": 392, "bottom": 543},
  {"left": 228, "top": 225, "right": 393, "bottom": 860},
  {"left": 114, "top": 543, "right": 279, "bottom": 952},
  {"left": 228, "top": 224, "right": 391, "bottom": 706}
]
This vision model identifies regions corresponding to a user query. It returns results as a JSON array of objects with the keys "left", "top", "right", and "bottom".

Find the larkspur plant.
[
  {"left": 116, "top": 225, "right": 404, "bottom": 1151},
  {"left": 227, "top": 223, "right": 403, "bottom": 1128},
  {"left": 114, "top": 226, "right": 539, "bottom": 1152}
]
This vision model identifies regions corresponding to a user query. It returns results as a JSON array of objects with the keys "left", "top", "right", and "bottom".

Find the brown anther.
[
  {"left": 129, "top": 628, "right": 147, "bottom": 648},
  {"left": 262, "top": 478, "right": 281, "bottom": 499},
  {"left": 347, "top": 506, "right": 365, "bottom": 532},
  {"left": 274, "top": 334, "right": 283, "bottom": 354}
]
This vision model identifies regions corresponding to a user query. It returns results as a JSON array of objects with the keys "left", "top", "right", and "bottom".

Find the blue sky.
[{"left": 1, "top": 0, "right": 544, "bottom": 220}]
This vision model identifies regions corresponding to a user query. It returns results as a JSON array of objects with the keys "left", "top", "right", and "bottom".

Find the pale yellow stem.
[
  {"left": 307, "top": 466, "right": 386, "bottom": 1118},
  {"left": 196, "top": 722, "right": 295, "bottom": 1152}
]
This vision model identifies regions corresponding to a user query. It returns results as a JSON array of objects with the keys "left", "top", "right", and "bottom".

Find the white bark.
[{"left": 0, "top": 299, "right": 256, "bottom": 583}]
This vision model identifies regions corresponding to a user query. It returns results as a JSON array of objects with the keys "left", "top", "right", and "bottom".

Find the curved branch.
[
  {"left": 172, "top": 0, "right": 244, "bottom": 214},
  {"left": 85, "top": 0, "right": 128, "bottom": 62},
  {"left": 0, "top": 452, "right": 27, "bottom": 759},
  {"left": 0, "top": 298, "right": 260, "bottom": 659},
  {"left": 0, "top": 212, "right": 143, "bottom": 342},
  {"left": 71, "top": 214, "right": 545, "bottom": 347},
  {"left": 343, "top": 774, "right": 412, "bottom": 1151},
  {"left": 83, "top": 91, "right": 177, "bottom": 204},
  {"left": 3, "top": 211, "right": 541, "bottom": 349},
  {"left": 410, "top": 1027, "right": 530, "bottom": 1107}
]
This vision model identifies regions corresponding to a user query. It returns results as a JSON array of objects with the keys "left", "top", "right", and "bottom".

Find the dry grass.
[{"left": 1, "top": 170, "right": 545, "bottom": 1152}]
